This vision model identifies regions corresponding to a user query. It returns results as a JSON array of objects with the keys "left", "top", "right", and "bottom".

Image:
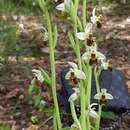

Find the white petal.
[
  {"left": 82, "top": 52, "right": 91, "bottom": 62},
  {"left": 92, "top": 7, "right": 96, "bottom": 17},
  {"left": 105, "top": 93, "right": 113, "bottom": 100},
  {"left": 65, "top": 71, "right": 71, "bottom": 79},
  {"left": 70, "top": 123, "right": 78, "bottom": 130},
  {"left": 64, "top": 0, "right": 71, "bottom": 6},
  {"left": 90, "top": 103, "right": 98, "bottom": 108},
  {"left": 91, "top": 16, "right": 97, "bottom": 24},
  {"left": 12, "top": 15, "right": 18, "bottom": 20},
  {"left": 96, "top": 52, "right": 106, "bottom": 60},
  {"left": 32, "top": 69, "right": 41, "bottom": 73},
  {"left": 101, "top": 61, "right": 109, "bottom": 70},
  {"left": 85, "top": 22, "right": 93, "bottom": 34},
  {"left": 40, "top": 100, "right": 46, "bottom": 106},
  {"left": 101, "top": 88, "right": 107, "bottom": 93},
  {"left": 72, "top": 88, "right": 80, "bottom": 93},
  {"left": 89, "top": 109, "right": 98, "bottom": 118},
  {"left": 76, "top": 32, "right": 86, "bottom": 40},
  {"left": 19, "top": 23, "right": 24, "bottom": 29},
  {"left": 94, "top": 93, "right": 101, "bottom": 100},
  {"left": 56, "top": 3, "right": 65, "bottom": 11},
  {"left": 68, "top": 62, "right": 78, "bottom": 69},
  {"left": 71, "top": 123, "right": 77, "bottom": 128},
  {"left": 32, "top": 69, "right": 44, "bottom": 82},
  {"left": 75, "top": 69, "right": 86, "bottom": 80},
  {"left": 68, "top": 93, "right": 78, "bottom": 102}
]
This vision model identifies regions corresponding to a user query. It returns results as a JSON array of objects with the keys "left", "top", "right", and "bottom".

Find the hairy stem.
[
  {"left": 70, "top": 100, "right": 82, "bottom": 130},
  {"left": 96, "top": 105, "right": 102, "bottom": 130},
  {"left": 83, "top": 0, "right": 87, "bottom": 28},
  {"left": 86, "top": 64, "right": 92, "bottom": 130},
  {"left": 45, "top": 8, "right": 62, "bottom": 130}
]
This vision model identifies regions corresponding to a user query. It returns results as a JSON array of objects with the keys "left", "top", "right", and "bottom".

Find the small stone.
[
  {"left": 19, "top": 95, "right": 24, "bottom": 100},
  {"left": 0, "top": 85, "right": 6, "bottom": 93},
  {"left": 10, "top": 116, "right": 14, "bottom": 120},
  {"left": 15, "top": 112, "right": 21, "bottom": 118},
  {"left": 21, "top": 120, "right": 26, "bottom": 126}
]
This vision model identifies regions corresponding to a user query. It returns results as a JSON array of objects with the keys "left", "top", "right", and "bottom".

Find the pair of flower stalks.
[
  {"left": 29, "top": 0, "right": 114, "bottom": 130},
  {"left": 56, "top": 1, "right": 113, "bottom": 130}
]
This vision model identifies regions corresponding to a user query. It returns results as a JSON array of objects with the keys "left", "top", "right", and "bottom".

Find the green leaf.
[
  {"left": 28, "top": 85, "right": 35, "bottom": 96},
  {"left": 69, "top": 2, "right": 75, "bottom": 23},
  {"left": 39, "top": 67, "right": 51, "bottom": 86},
  {"left": 101, "top": 111, "right": 117, "bottom": 120},
  {"left": 33, "top": 95, "right": 42, "bottom": 107},
  {"left": 38, "top": 0, "right": 47, "bottom": 13},
  {"left": 61, "top": 127, "right": 70, "bottom": 130},
  {"left": 68, "top": 32, "right": 76, "bottom": 53},
  {"left": 77, "top": 17, "right": 83, "bottom": 31}
]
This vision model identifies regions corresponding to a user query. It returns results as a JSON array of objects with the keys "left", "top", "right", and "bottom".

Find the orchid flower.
[
  {"left": 91, "top": 7, "right": 102, "bottom": 28},
  {"left": 56, "top": 0, "right": 71, "bottom": 12},
  {"left": 76, "top": 22, "right": 93, "bottom": 40},
  {"left": 94, "top": 88, "right": 113, "bottom": 105},
  {"left": 82, "top": 48, "right": 106, "bottom": 65},
  {"left": 68, "top": 88, "right": 80, "bottom": 102},
  {"left": 101, "top": 60, "right": 112, "bottom": 71},
  {"left": 32, "top": 69, "right": 44, "bottom": 83},
  {"left": 65, "top": 62, "right": 86, "bottom": 86},
  {"left": 87, "top": 103, "right": 98, "bottom": 119}
]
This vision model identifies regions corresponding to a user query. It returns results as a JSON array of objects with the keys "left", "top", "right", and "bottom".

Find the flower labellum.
[{"left": 87, "top": 34, "right": 95, "bottom": 46}]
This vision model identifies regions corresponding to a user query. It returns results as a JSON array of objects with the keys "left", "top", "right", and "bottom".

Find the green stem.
[
  {"left": 94, "top": 67, "right": 100, "bottom": 93},
  {"left": 70, "top": 1, "right": 87, "bottom": 129},
  {"left": 73, "top": 1, "right": 87, "bottom": 129},
  {"left": 83, "top": 0, "right": 87, "bottom": 28},
  {"left": 86, "top": 64, "right": 92, "bottom": 130},
  {"left": 53, "top": 109, "right": 58, "bottom": 130},
  {"left": 96, "top": 105, "right": 102, "bottom": 130},
  {"left": 76, "top": 43, "right": 86, "bottom": 130},
  {"left": 45, "top": 10, "right": 62, "bottom": 130},
  {"left": 94, "top": 67, "right": 102, "bottom": 130},
  {"left": 70, "top": 101, "right": 82, "bottom": 130}
]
